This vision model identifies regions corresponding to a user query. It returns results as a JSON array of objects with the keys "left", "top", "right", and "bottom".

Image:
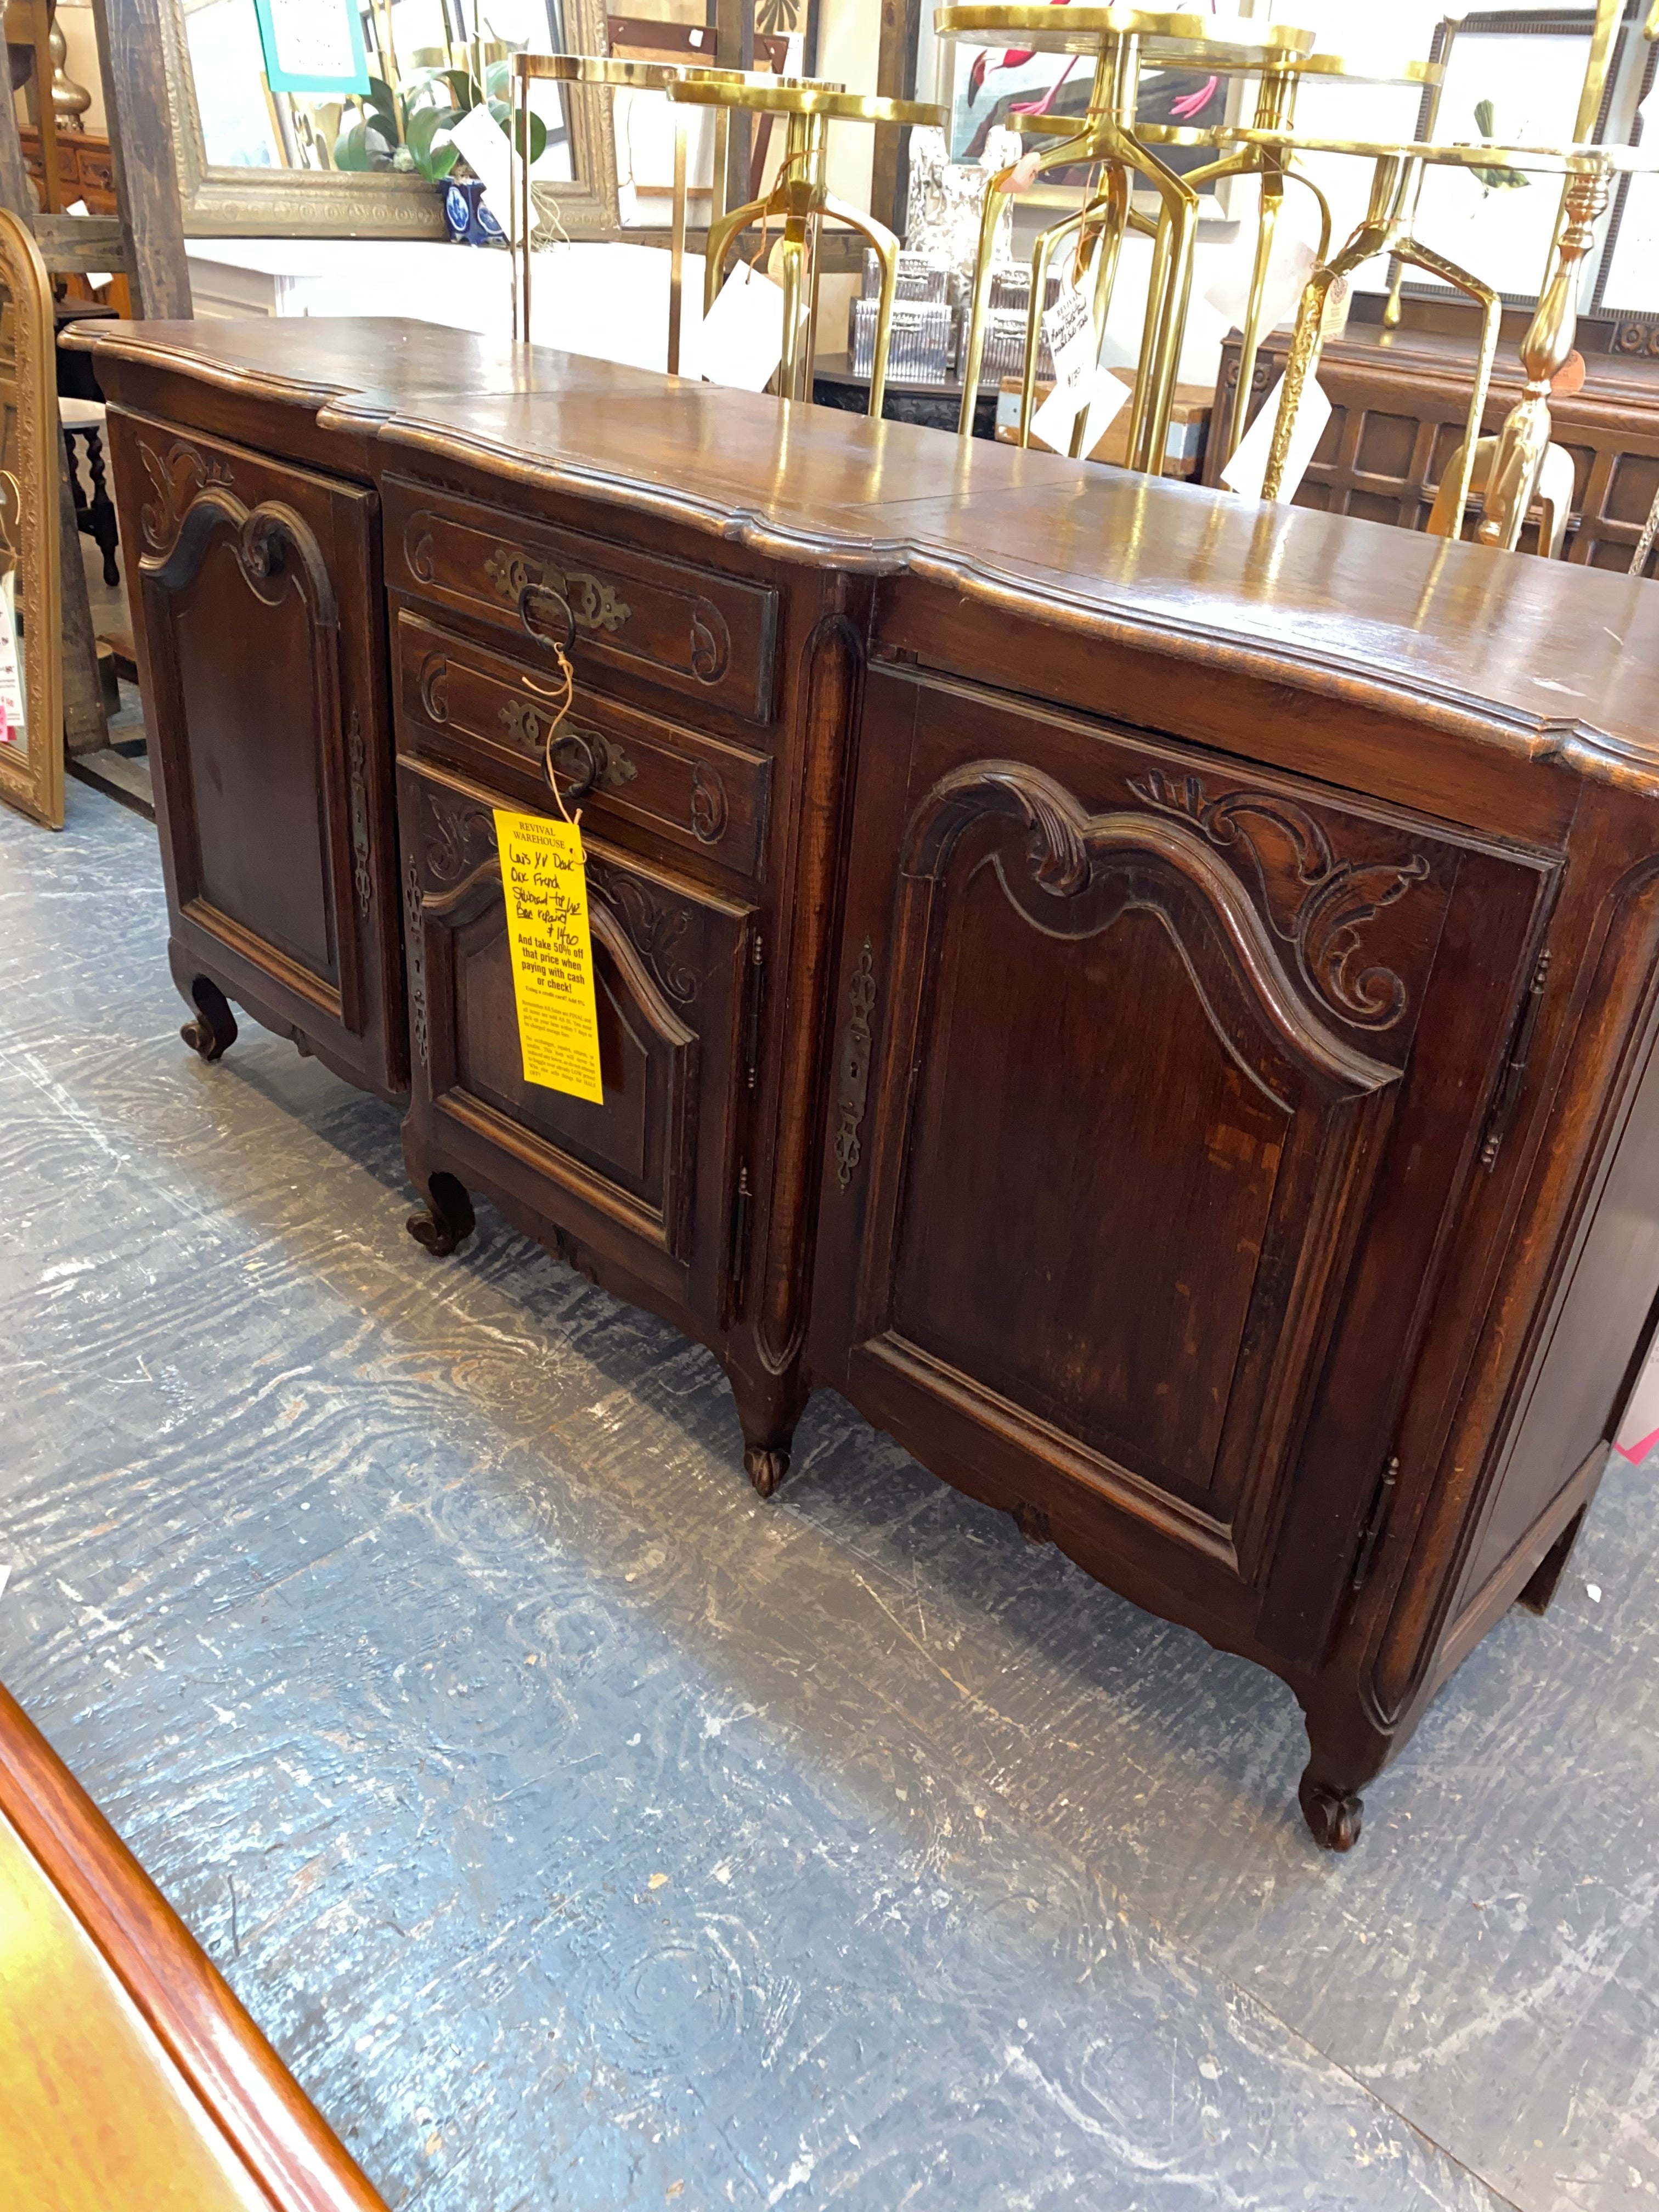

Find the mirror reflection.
[{"left": 183, "top": 0, "right": 574, "bottom": 184}]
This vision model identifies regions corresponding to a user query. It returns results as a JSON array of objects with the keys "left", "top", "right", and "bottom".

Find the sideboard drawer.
[
  {"left": 395, "top": 610, "right": 772, "bottom": 878},
  {"left": 385, "top": 473, "right": 779, "bottom": 723}
]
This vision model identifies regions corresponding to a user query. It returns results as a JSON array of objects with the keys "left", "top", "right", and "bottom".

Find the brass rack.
[{"left": 934, "top": 5, "right": 1319, "bottom": 472}]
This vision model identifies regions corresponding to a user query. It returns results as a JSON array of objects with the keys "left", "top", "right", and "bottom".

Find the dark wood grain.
[
  {"left": 0, "top": 1679, "right": 387, "bottom": 2212},
  {"left": 105, "top": 407, "right": 406, "bottom": 1102},
  {"left": 80, "top": 315, "right": 1659, "bottom": 1852},
  {"left": 1209, "top": 319, "right": 1659, "bottom": 572}
]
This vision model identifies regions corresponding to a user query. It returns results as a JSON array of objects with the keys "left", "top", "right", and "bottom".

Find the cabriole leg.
[
  {"left": 729, "top": 1367, "right": 806, "bottom": 1499},
  {"left": 180, "top": 975, "right": 237, "bottom": 1064},
  {"left": 406, "top": 1169, "right": 476, "bottom": 1258}
]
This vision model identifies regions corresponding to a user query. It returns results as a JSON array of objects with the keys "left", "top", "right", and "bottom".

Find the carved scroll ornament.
[
  {"left": 138, "top": 437, "right": 235, "bottom": 554},
  {"left": 1127, "top": 770, "right": 1430, "bottom": 1032},
  {"left": 901, "top": 759, "right": 1396, "bottom": 1102},
  {"left": 417, "top": 786, "right": 701, "bottom": 1008}
]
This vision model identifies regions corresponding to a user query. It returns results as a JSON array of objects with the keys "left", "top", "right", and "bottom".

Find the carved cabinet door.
[
  {"left": 399, "top": 756, "right": 757, "bottom": 1326},
  {"left": 106, "top": 411, "right": 403, "bottom": 1097},
  {"left": 809, "top": 668, "right": 1558, "bottom": 1647}
]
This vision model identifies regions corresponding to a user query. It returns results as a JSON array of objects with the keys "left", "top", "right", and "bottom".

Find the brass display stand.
[
  {"left": 1253, "top": 136, "right": 1659, "bottom": 533},
  {"left": 1012, "top": 45, "right": 1438, "bottom": 467},
  {"left": 511, "top": 55, "right": 842, "bottom": 375},
  {"left": 668, "top": 79, "right": 947, "bottom": 416},
  {"left": 933, "top": 6, "right": 1316, "bottom": 473}
]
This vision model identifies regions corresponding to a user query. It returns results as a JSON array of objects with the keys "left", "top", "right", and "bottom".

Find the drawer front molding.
[
  {"left": 396, "top": 611, "right": 771, "bottom": 877},
  {"left": 388, "top": 476, "right": 777, "bottom": 721}
]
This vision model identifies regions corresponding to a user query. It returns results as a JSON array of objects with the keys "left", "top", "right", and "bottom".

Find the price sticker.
[{"left": 495, "top": 808, "right": 605, "bottom": 1104}]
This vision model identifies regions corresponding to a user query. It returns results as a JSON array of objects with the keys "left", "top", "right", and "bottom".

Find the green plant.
[
  {"left": 1469, "top": 98, "right": 1530, "bottom": 194},
  {"left": 331, "top": 52, "right": 546, "bottom": 179}
]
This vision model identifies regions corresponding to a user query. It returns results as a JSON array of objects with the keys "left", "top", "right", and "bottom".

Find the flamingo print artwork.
[{"left": 953, "top": 0, "right": 1227, "bottom": 173}]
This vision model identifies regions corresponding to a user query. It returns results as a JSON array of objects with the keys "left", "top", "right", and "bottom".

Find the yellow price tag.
[{"left": 494, "top": 808, "right": 605, "bottom": 1104}]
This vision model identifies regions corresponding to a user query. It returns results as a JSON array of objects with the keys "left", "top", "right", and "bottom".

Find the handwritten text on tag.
[{"left": 495, "top": 809, "right": 605, "bottom": 1104}]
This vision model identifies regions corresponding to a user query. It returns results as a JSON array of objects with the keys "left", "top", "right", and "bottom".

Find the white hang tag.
[
  {"left": 689, "top": 262, "right": 794, "bottom": 393},
  {"left": 1039, "top": 280, "right": 1096, "bottom": 413},
  {"left": 65, "top": 199, "right": 113, "bottom": 291},
  {"left": 450, "top": 102, "right": 542, "bottom": 234},
  {"left": 1221, "top": 371, "right": 1333, "bottom": 503},
  {"left": 1030, "top": 362, "right": 1131, "bottom": 456},
  {"left": 1203, "top": 229, "right": 1317, "bottom": 337}
]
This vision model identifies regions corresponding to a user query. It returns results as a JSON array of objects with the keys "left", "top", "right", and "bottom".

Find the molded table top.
[{"left": 76, "top": 317, "right": 1659, "bottom": 798}]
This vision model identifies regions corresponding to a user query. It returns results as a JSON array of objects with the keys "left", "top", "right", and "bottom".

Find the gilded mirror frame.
[
  {"left": 159, "top": 0, "right": 620, "bottom": 238},
  {"left": 0, "top": 206, "right": 63, "bottom": 833}
]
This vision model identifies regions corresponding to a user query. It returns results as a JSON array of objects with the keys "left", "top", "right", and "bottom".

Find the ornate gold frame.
[
  {"left": 0, "top": 207, "right": 63, "bottom": 832},
  {"left": 158, "top": 0, "right": 621, "bottom": 239}
]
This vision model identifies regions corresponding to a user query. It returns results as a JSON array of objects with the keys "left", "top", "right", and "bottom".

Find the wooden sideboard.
[
  {"left": 77, "top": 317, "right": 1659, "bottom": 1851},
  {"left": 1207, "top": 318, "right": 1659, "bottom": 572},
  {"left": 19, "top": 123, "right": 117, "bottom": 215}
]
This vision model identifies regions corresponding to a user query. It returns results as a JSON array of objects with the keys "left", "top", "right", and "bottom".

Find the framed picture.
[
  {"left": 1592, "top": 35, "right": 1659, "bottom": 322},
  {"left": 252, "top": 0, "right": 370, "bottom": 97},
  {"left": 1396, "top": 9, "right": 1626, "bottom": 312},
  {"left": 945, "top": 41, "right": 1243, "bottom": 219}
]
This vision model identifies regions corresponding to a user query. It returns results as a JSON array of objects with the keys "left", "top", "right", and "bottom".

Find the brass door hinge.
[
  {"left": 1480, "top": 949, "right": 1551, "bottom": 1170},
  {"left": 1351, "top": 1454, "right": 1400, "bottom": 1594}
]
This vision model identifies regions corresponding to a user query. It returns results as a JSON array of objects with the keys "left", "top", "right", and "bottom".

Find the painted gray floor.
[{"left": 2, "top": 782, "right": 1656, "bottom": 2212}]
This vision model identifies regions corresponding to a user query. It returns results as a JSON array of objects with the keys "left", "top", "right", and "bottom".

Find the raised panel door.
[
  {"left": 106, "top": 410, "right": 404, "bottom": 1098},
  {"left": 399, "top": 756, "right": 755, "bottom": 1324},
  {"left": 811, "top": 668, "right": 1556, "bottom": 1644}
]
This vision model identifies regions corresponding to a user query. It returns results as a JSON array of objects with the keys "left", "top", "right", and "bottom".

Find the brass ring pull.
[
  {"left": 519, "top": 578, "right": 575, "bottom": 648},
  {"left": 548, "top": 725, "right": 600, "bottom": 808}
]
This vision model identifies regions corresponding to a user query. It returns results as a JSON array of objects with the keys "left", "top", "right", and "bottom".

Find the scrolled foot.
[
  {"left": 744, "top": 1444, "right": 788, "bottom": 1500},
  {"left": 1300, "top": 1771, "right": 1364, "bottom": 1852},
  {"left": 406, "top": 1170, "right": 476, "bottom": 1258},
  {"left": 180, "top": 977, "right": 237, "bottom": 1064}
]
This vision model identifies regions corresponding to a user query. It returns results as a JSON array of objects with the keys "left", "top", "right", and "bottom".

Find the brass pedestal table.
[
  {"left": 1010, "top": 45, "right": 1439, "bottom": 467},
  {"left": 667, "top": 79, "right": 947, "bottom": 416},
  {"left": 511, "top": 55, "right": 842, "bottom": 375},
  {"left": 933, "top": 6, "right": 1316, "bottom": 475},
  {"left": 1250, "top": 134, "right": 1659, "bottom": 537}
]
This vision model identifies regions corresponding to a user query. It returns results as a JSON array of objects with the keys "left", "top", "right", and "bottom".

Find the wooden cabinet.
[
  {"left": 79, "top": 320, "right": 1659, "bottom": 1850},
  {"left": 104, "top": 408, "right": 405, "bottom": 1097},
  {"left": 20, "top": 126, "right": 118, "bottom": 215},
  {"left": 381, "top": 430, "right": 868, "bottom": 1493},
  {"left": 1207, "top": 317, "right": 1659, "bottom": 571},
  {"left": 396, "top": 752, "right": 758, "bottom": 1327}
]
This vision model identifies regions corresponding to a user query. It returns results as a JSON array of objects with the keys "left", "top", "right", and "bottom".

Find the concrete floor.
[{"left": 3, "top": 781, "right": 1657, "bottom": 2212}]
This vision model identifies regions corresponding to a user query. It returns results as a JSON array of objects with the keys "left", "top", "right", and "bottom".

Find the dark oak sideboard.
[{"left": 80, "top": 318, "right": 1659, "bottom": 1850}]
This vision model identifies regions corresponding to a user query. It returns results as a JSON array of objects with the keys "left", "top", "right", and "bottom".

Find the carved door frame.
[
  {"left": 812, "top": 666, "right": 1557, "bottom": 1642},
  {"left": 136, "top": 450, "right": 368, "bottom": 1037}
]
